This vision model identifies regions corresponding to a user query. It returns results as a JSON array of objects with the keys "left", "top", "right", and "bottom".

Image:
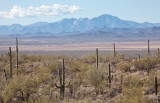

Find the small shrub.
[
  {"left": 83, "top": 55, "right": 96, "bottom": 64},
  {"left": 1, "top": 75, "right": 38, "bottom": 103},
  {"left": 37, "top": 73, "right": 52, "bottom": 84},
  {"left": 28, "top": 55, "right": 43, "bottom": 62},
  {"left": 36, "top": 62, "right": 60, "bottom": 74},
  {"left": 115, "top": 76, "right": 152, "bottom": 103},
  {"left": 117, "top": 61, "right": 132, "bottom": 72},
  {"left": 87, "top": 67, "right": 107, "bottom": 94},
  {"left": 116, "top": 54, "right": 124, "bottom": 59},
  {"left": 20, "top": 54, "right": 43, "bottom": 63},
  {"left": 132, "top": 57, "right": 158, "bottom": 71},
  {"left": 70, "top": 62, "right": 90, "bottom": 73},
  {"left": 105, "top": 54, "right": 113, "bottom": 62},
  {"left": 144, "top": 71, "right": 160, "bottom": 95}
]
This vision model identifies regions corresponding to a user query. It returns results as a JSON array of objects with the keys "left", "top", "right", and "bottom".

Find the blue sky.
[{"left": 0, "top": 0, "right": 160, "bottom": 25}]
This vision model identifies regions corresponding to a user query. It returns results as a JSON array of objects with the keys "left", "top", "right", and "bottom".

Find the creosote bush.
[
  {"left": 36, "top": 61, "right": 61, "bottom": 74},
  {"left": 143, "top": 71, "right": 160, "bottom": 95},
  {"left": 70, "top": 61, "right": 90, "bottom": 73},
  {"left": 115, "top": 76, "right": 155, "bottom": 103},
  {"left": 105, "top": 54, "right": 113, "bottom": 62},
  {"left": 117, "top": 61, "right": 132, "bottom": 72},
  {"left": 83, "top": 55, "right": 96, "bottom": 64},
  {"left": 132, "top": 57, "right": 159, "bottom": 71},
  {"left": 20, "top": 54, "right": 43, "bottom": 63},
  {"left": 1, "top": 75, "right": 38, "bottom": 103},
  {"left": 87, "top": 66, "right": 107, "bottom": 94}
]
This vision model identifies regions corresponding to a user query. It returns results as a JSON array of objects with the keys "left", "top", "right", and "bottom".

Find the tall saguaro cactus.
[
  {"left": 158, "top": 48, "right": 159, "bottom": 58},
  {"left": 55, "top": 59, "right": 70, "bottom": 100},
  {"left": 9, "top": 47, "right": 12, "bottom": 78},
  {"left": 16, "top": 37, "right": 18, "bottom": 75},
  {"left": 108, "top": 63, "right": 113, "bottom": 83},
  {"left": 96, "top": 48, "right": 98, "bottom": 69},
  {"left": 155, "top": 76, "right": 158, "bottom": 95},
  {"left": 108, "top": 63, "right": 113, "bottom": 89},
  {"left": 148, "top": 40, "right": 150, "bottom": 57},
  {"left": 113, "top": 43, "right": 116, "bottom": 58}
]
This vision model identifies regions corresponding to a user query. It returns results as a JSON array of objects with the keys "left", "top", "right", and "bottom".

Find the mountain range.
[{"left": 0, "top": 14, "right": 160, "bottom": 35}]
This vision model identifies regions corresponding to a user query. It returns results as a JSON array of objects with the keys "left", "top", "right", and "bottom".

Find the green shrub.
[
  {"left": 28, "top": 97, "right": 58, "bottom": 103},
  {"left": 115, "top": 76, "right": 152, "bottom": 103},
  {"left": 132, "top": 57, "right": 158, "bottom": 71},
  {"left": 87, "top": 67, "right": 107, "bottom": 94},
  {"left": 70, "top": 62, "right": 90, "bottom": 73},
  {"left": 144, "top": 71, "right": 160, "bottom": 95},
  {"left": 116, "top": 54, "right": 124, "bottom": 59},
  {"left": 122, "top": 76, "right": 145, "bottom": 89},
  {"left": 117, "top": 61, "right": 132, "bottom": 72},
  {"left": 36, "top": 61, "right": 60, "bottom": 74},
  {"left": 1, "top": 75, "right": 38, "bottom": 103},
  {"left": 37, "top": 73, "right": 52, "bottom": 84},
  {"left": 105, "top": 54, "right": 113, "bottom": 62},
  {"left": 28, "top": 55, "right": 43, "bottom": 62},
  {"left": 20, "top": 54, "right": 43, "bottom": 63},
  {"left": 83, "top": 55, "right": 96, "bottom": 64}
]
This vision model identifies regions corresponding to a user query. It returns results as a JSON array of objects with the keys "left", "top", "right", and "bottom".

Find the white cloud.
[{"left": 0, "top": 4, "right": 81, "bottom": 18}]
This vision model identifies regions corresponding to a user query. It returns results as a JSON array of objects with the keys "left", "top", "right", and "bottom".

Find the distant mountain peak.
[
  {"left": 95, "top": 14, "right": 120, "bottom": 20},
  {"left": 0, "top": 14, "right": 160, "bottom": 35},
  {"left": 98, "top": 14, "right": 116, "bottom": 18}
]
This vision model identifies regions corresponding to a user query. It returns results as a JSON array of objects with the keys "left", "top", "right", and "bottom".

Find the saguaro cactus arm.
[
  {"left": 55, "top": 83, "right": 62, "bottom": 88},
  {"left": 66, "top": 82, "right": 71, "bottom": 87},
  {"left": 3, "top": 69, "right": 8, "bottom": 79}
]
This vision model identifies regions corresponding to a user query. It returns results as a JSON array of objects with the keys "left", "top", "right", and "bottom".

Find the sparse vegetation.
[{"left": 0, "top": 46, "right": 160, "bottom": 103}]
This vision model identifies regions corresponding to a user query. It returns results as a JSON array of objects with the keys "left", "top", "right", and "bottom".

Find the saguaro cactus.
[
  {"left": 108, "top": 63, "right": 113, "bottom": 83},
  {"left": 113, "top": 43, "right": 116, "bottom": 58},
  {"left": 138, "top": 54, "right": 141, "bottom": 59},
  {"left": 16, "top": 37, "right": 18, "bottom": 75},
  {"left": 158, "top": 48, "right": 159, "bottom": 58},
  {"left": 148, "top": 40, "right": 150, "bottom": 57},
  {"left": 122, "top": 54, "right": 124, "bottom": 59},
  {"left": 155, "top": 76, "right": 158, "bottom": 95},
  {"left": 55, "top": 59, "right": 70, "bottom": 99},
  {"left": 9, "top": 47, "right": 12, "bottom": 78},
  {"left": 96, "top": 48, "right": 98, "bottom": 69}
]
